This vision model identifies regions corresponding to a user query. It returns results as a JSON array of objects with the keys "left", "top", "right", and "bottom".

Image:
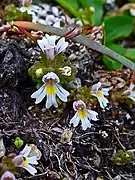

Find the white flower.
[
  {"left": 37, "top": 34, "right": 69, "bottom": 60},
  {"left": 31, "top": 72, "right": 70, "bottom": 108},
  {"left": 19, "top": 6, "right": 32, "bottom": 14},
  {"left": 91, "top": 82, "right": 111, "bottom": 109},
  {"left": 70, "top": 100, "right": 98, "bottom": 130},
  {"left": 19, "top": 0, "right": 33, "bottom": 14},
  {"left": 12, "top": 144, "right": 38, "bottom": 176},
  {"left": 123, "top": 83, "right": 135, "bottom": 102},
  {"left": 59, "top": 66, "right": 72, "bottom": 76},
  {"left": 1, "top": 171, "right": 16, "bottom": 180}
]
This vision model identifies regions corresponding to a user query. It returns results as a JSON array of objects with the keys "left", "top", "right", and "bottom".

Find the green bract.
[{"left": 28, "top": 53, "right": 76, "bottom": 89}]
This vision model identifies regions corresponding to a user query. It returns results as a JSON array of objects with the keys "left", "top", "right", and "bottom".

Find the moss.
[{"left": 111, "top": 151, "right": 133, "bottom": 165}]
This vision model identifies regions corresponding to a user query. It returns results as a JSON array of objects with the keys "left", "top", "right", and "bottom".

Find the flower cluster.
[
  {"left": 31, "top": 72, "right": 70, "bottom": 108},
  {"left": 91, "top": 82, "right": 111, "bottom": 109},
  {"left": 70, "top": 100, "right": 98, "bottom": 130},
  {"left": 1, "top": 144, "right": 41, "bottom": 179},
  {"left": 12, "top": 144, "right": 38, "bottom": 175},
  {"left": 37, "top": 34, "right": 68, "bottom": 60}
]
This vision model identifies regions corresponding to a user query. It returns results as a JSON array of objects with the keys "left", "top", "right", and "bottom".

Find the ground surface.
[{"left": 0, "top": 1, "right": 135, "bottom": 180}]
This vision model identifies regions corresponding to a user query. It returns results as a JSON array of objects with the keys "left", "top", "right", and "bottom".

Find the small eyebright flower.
[
  {"left": 12, "top": 144, "right": 38, "bottom": 176},
  {"left": 123, "top": 83, "right": 135, "bottom": 102},
  {"left": 37, "top": 34, "right": 69, "bottom": 60},
  {"left": 31, "top": 72, "right": 70, "bottom": 108},
  {"left": 1, "top": 171, "right": 16, "bottom": 180},
  {"left": 91, "top": 82, "right": 111, "bottom": 109},
  {"left": 70, "top": 100, "right": 98, "bottom": 130},
  {"left": 19, "top": 0, "right": 33, "bottom": 14}
]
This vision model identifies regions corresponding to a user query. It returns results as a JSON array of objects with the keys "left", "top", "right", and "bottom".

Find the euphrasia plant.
[{"left": 0, "top": 138, "right": 41, "bottom": 179}]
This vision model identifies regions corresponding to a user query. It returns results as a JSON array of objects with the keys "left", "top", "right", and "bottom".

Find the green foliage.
[
  {"left": 55, "top": 0, "right": 104, "bottom": 25},
  {"left": 70, "top": 87, "right": 96, "bottom": 106},
  {"left": 14, "top": 137, "right": 24, "bottom": 149},
  {"left": 103, "top": 15, "right": 134, "bottom": 70},
  {"left": 55, "top": 0, "right": 80, "bottom": 17},
  {"left": 103, "top": 43, "right": 125, "bottom": 70},
  {"left": 111, "top": 151, "right": 133, "bottom": 165},
  {"left": 104, "top": 16, "right": 134, "bottom": 42},
  {"left": 124, "top": 48, "right": 135, "bottom": 61},
  {"left": 79, "top": 0, "right": 105, "bottom": 25},
  {"left": 4, "top": 4, "right": 32, "bottom": 22},
  {"left": 28, "top": 53, "right": 76, "bottom": 89}
]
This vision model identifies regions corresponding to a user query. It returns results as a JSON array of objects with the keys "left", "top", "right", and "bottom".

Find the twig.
[
  {"left": 12, "top": 21, "right": 135, "bottom": 70},
  {"left": 105, "top": 170, "right": 113, "bottom": 180},
  {"left": 114, "top": 133, "right": 126, "bottom": 151}
]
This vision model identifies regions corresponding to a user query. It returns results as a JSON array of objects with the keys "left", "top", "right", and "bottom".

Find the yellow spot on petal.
[
  {"left": 78, "top": 110, "right": 88, "bottom": 119},
  {"left": 23, "top": 157, "right": 28, "bottom": 166},
  {"left": 97, "top": 90, "right": 103, "bottom": 98},
  {"left": 46, "top": 85, "right": 57, "bottom": 95}
]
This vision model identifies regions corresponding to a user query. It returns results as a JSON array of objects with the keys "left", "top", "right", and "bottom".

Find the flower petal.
[
  {"left": 20, "top": 144, "right": 31, "bottom": 157},
  {"left": 70, "top": 112, "right": 80, "bottom": 127},
  {"left": 56, "top": 84, "right": 70, "bottom": 102},
  {"left": 73, "top": 100, "right": 86, "bottom": 111},
  {"left": 51, "top": 93, "right": 58, "bottom": 107},
  {"left": 1, "top": 171, "right": 16, "bottom": 180},
  {"left": 128, "top": 95, "right": 135, "bottom": 102},
  {"left": 45, "top": 34, "right": 56, "bottom": 48},
  {"left": 81, "top": 117, "right": 91, "bottom": 130},
  {"left": 42, "top": 72, "right": 60, "bottom": 83},
  {"left": 56, "top": 37, "right": 68, "bottom": 55},
  {"left": 37, "top": 37, "right": 48, "bottom": 52},
  {"left": 91, "top": 82, "right": 101, "bottom": 94},
  {"left": 45, "top": 48, "right": 55, "bottom": 60},
  {"left": 87, "top": 110, "right": 98, "bottom": 121},
  {"left": 31, "top": 85, "right": 45, "bottom": 98},
  {"left": 102, "top": 87, "right": 111, "bottom": 96},
  {"left": 12, "top": 154, "right": 23, "bottom": 166},
  {"left": 20, "top": 7, "right": 27, "bottom": 12},
  {"left": 23, "top": 164, "right": 37, "bottom": 175},
  {"left": 35, "top": 90, "right": 46, "bottom": 104},
  {"left": 28, "top": 156, "right": 38, "bottom": 165},
  {"left": 46, "top": 94, "right": 53, "bottom": 108},
  {"left": 98, "top": 96, "right": 109, "bottom": 109}
]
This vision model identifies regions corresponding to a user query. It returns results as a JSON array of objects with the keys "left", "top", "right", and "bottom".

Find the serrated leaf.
[
  {"left": 104, "top": 15, "right": 134, "bottom": 41},
  {"left": 124, "top": 48, "right": 135, "bottom": 61}
]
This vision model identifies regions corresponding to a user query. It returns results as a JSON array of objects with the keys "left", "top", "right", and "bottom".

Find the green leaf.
[
  {"left": 79, "top": 0, "right": 105, "bottom": 25},
  {"left": 104, "top": 15, "right": 134, "bottom": 41},
  {"left": 103, "top": 43, "right": 126, "bottom": 70},
  {"left": 124, "top": 48, "right": 135, "bottom": 61},
  {"left": 14, "top": 137, "right": 24, "bottom": 149},
  {"left": 55, "top": 0, "right": 80, "bottom": 17}
]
